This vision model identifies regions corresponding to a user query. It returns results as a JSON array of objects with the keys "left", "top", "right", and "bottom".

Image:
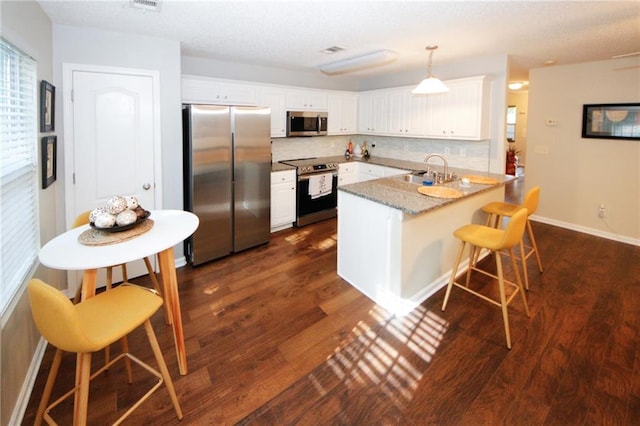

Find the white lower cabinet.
[
  {"left": 383, "top": 166, "right": 407, "bottom": 177},
  {"left": 338, "top": 163, "right": 358, "bottom": 186},
  {"left": 271, "top": 170, "right": 296, "bottom": 231},
  {"left": 341, "top": 162, "right": 408, "bottom": 185},
  {"left": 358, "top": 163, "right": 386, "bottom": 182}
]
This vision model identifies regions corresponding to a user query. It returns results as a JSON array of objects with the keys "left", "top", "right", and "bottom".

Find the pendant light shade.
[{"left": 412, "top": 45, "right": 448, "bottom": 94}]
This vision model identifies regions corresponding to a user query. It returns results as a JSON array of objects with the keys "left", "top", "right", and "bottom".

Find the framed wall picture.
[
  {"left": 41, "top": 136, "right": 57, "bottom": 189},
  {"left": 40, "top": 80, "right": 55, "bottom": 132},
  {"left": 582, "top": 103, "right": 640, "bottom": 140}
]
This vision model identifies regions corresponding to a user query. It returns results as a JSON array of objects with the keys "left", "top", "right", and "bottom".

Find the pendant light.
[{"left": 412, "top": 45, "right": 449, "bottom": 94}]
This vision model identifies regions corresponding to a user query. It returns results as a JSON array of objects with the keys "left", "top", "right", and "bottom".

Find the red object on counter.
[{"left": 348, "top": 141, "right": 353, "bottom": 154}]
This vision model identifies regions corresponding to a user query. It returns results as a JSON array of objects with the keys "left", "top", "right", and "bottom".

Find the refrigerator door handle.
[{"left": 231, "top": 132, "right": 235, "bottom": 182}]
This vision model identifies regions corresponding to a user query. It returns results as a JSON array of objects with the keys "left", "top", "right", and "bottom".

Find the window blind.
[{"left": 0, "top": 37, "right": 39, "bottom": 313}]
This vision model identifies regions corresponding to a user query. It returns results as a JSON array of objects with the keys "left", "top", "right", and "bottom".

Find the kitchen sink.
[
  {"left": 405, "top": 170, "right": 457, "bottom": 185},
  {"left": 403, "top": 174, "right": 431, "bottom": 185}
]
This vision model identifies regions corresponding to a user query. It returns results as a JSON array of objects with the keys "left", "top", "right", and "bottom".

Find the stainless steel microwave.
[{"left": 286, "top": 111, "right": 328, "bottom": 137}]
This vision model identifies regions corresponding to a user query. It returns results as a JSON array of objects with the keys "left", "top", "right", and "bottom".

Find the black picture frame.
[
  {"left": 41, "top": 136, "right": 57, "bottom": 189},
  {"left": 40, "top": 80, "right": 55, "bottom": 132},
  {"left": 582, "top": 103, "right": 640, "bottom": 140}
]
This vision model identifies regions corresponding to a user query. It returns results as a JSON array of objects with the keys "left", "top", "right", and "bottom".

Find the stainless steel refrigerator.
[{"left": 182, "top": 104, "right": 271, "bottom": 265}]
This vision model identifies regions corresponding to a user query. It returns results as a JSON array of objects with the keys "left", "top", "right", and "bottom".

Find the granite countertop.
[
  {"left": 271, "top": 155, "right": 433, "bottom": 173},
  {"left": 272, "top": 155, "right": 513, "bottom": 215},
  {"left": 339, "top": 172, "right": 512, "bottom": 215},
  {"left": 335, "top": 156, "right": 513, "bottom": 215},
  {"left": 271, "top": 162, "right": 297, "bottom": 172},
  {"left": 320, "top": 155, "right": 432, "bottom": 172}
]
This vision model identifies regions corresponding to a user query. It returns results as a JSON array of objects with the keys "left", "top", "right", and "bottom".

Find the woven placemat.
[
  {"left": 78, "top": 219, "right": 154, "bottom": 246},
  {"left": 461, "top": 175, "right": 500, "bottom": 185},
  {"left": 417, "top": 186, "right": 463, "bottom": 199}
]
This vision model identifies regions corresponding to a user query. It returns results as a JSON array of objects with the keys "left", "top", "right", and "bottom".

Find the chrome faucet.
[{"left": 423, "top": 153, "right": 449, "bottom": 178}]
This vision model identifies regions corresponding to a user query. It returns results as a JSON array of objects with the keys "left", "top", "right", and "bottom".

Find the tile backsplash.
[{"left": 272, "top": 135, "right": 490, "bottom": 171}]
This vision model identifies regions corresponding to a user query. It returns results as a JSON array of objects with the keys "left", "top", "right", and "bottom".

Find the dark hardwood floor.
[{"left": 23, "top": 179, "right": 640, "bottom": 425}]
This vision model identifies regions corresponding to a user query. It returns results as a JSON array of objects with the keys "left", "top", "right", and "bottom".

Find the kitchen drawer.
[{"left": 271, "top": 169, "right": 296, "bottom": 184}]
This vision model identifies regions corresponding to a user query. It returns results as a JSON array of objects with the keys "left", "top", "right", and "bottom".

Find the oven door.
[{"left": 295, "top": 172, "right": 338, "bottom": 226}]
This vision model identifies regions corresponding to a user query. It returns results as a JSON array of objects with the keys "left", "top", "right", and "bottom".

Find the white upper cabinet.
[
  {"left": 387, "top": 87, "right": 427, "bottom": 136},
  {"left": 328, "top": 93, "right": 358, "bottom": 135},
  {"left": 285, "top": 89, "right": 328, "bottom": 111},
  {"left": 424, "top": 75, "right": 491, "bottom": 140},
  {"left": 358, "top": 91, "right": 388, "bottom": 135},
  {"left": 181, "top": 74, "right": 491, "bottom": 141},
  {"left": 182, "top": 75, "right": 257, "bottom": 105},
  {"left": 259, "top": 88, "right": 287, "bottom": 138}
]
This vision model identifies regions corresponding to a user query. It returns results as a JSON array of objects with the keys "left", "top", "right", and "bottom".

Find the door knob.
[{"left": 143, "top": 183, "right": 151, "bottom": 190}]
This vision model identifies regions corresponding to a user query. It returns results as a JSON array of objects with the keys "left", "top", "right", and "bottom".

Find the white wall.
[
  {"left": 182, "top": 55, "right": 359, "bottom": 91},
  {"left": 52, "top": 24, "right": 183, "bottom": 228},
  {"left": 0, "top": 2, "right": 56, "bottom": 424},
  {"left": 507, "top": 91, "right": 529, "bottom": 165},
  {"left": 526, "top": 57, "right": 640, "bottom": 244}
]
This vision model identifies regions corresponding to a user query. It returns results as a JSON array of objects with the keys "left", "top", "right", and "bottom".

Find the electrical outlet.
[
  {"left": 598, "top": 203, "right": 606, "bottom": 219},
  {"left": 444, "top": 146, "right": 451, "bottom": 155},
  {"left": 459, "top": 147, "right": 466, "bottom": 157}
]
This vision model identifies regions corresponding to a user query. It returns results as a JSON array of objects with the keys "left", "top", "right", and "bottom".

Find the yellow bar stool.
[
  {"left": 442, "top": 207, "right": 531, "bottom": 349},
  {"left": 28, "top": 279, "right": 183, "bottom": 426},
  {"left": 481, "top": 186, "right": 543, "bottom": 290}
]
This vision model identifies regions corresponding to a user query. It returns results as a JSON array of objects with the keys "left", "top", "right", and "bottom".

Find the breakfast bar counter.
[{"left": 337, "top": 170, "right": 512, "bottom": 315}]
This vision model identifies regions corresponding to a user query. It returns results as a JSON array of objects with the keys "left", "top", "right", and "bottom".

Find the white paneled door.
[{"left": 64, "top": 65, "right": 161, "bottom": 292}]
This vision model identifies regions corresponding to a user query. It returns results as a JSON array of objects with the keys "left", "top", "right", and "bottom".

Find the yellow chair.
[
  {"left": 28, "top": 278, "right": 183, "bottom": 425},
  {"left": 73, "top": 211, "right": 170, "bottom": 323},
  {"left": 481, "top": 186, "right": 543, "bottom": 290},
  {"left": 442, "top": 208, "right": 531, "bottom": 349},
  {"left": 71, "top": 211, "right": 127, "bottom": 302}
]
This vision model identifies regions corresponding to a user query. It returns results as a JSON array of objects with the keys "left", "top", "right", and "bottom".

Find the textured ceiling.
[{"left": 37, "top": 0, "right": 640, "bottom": 82}]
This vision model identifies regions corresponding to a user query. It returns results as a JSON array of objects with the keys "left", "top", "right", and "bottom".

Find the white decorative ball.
[
  {"left": 116, "top": 209, "right": 137, "bottom": 226},
  {"left": 106, "top": 196, "right": 127, "bottom": 215},
  {"left": 89, "top": 207, "right": 108, "bottom": 223},
  {"left": 125, "top": 196, "right": 139, "bottom": 210},
  {"left": 94, "top": 212, "right": 116, "bottom": 228}
]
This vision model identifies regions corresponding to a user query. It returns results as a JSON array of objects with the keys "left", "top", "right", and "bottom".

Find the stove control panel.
[{"left": 299, "top": 163, "right": 338, "bottom": 174}]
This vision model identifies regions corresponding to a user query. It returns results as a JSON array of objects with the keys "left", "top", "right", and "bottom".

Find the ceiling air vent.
[
  {"left": 130, "top": 0, "right": 161, "bottom": 12},
  {"left": 320, "top": 46, "right": 346, "bottom": 55}
]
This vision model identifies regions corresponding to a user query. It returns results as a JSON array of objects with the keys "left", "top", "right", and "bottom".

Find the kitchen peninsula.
[{"left": 337, "top": 164, "right": 511, "bottom": 315}]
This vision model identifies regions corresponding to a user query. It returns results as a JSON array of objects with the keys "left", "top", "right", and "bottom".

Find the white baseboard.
[
  {"left": 174, "top": 255, "right": 187, "bottom": 268},
  {"left": 530, "top": 215, "right": 640, "bottom": 247},
  {"left": 10, "top": 338, "right": 47, "bottom": 426}
]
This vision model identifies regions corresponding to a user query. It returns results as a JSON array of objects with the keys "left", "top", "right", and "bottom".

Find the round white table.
[{"left": 39, "top": 209, "right": 198, "bottom": 373}]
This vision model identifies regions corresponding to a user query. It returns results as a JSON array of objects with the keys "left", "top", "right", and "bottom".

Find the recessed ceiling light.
[
  {"left": 320, "top": 46, "right": 346, "bottom": 54},
  {"left": 543, "top": 59, "right": 556, "bottom": 66}
]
